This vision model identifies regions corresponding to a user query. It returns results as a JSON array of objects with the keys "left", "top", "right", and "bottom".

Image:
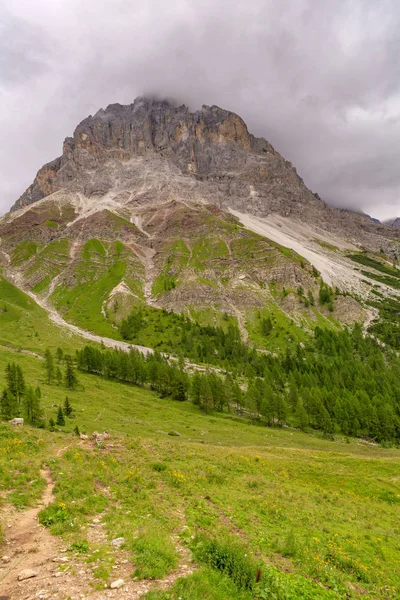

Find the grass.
[
  {"left": 51, "top": 239, "right": 143, "bottom": 337},
  {"left": 361, "top": 270, "right": 400, "bottom": 291},
  {"left": 0, "top": 340, "right": 399, "bottom": 597},
  {"left": 146, "top": 568, "right": 254, "bottom": 600},
  {"left": 348, "top": 253, "right": 400, "bottom": 279},
  {"left": 10, "top": 240, "right": 39, "bottom": 266},
  {"left": 246, "top": 307, "right": 308, "bottom": 351},
  {"left": 314, "top": 239, "right": 339, "bottom": 252},
  {"left": 0, "top": 274, "right": 83, "bottom": 353},
  {"left": 0, "top": 423, "right": 48, "bottom": 511},
  {"left": 129, "top": 528, "right": 178, "bottom": 579}
]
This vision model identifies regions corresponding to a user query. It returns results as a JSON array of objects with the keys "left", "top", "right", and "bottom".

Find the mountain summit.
[
  {"left": 13, "top": 97, "right": 321, "bottom": 219},
  {"left": 1, "top": 97, "right": 400, "bottom": 340}
]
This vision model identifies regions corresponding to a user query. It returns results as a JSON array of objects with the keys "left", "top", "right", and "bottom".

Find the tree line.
[
  {"left": 78, "top": 322, "right": 400, "bottom": 443},
  {"left": 2, "top": 323, "right": 400, "bottom": 443},
  {"left": 0, "top": 348, "right": 79, "bottom": 426}
]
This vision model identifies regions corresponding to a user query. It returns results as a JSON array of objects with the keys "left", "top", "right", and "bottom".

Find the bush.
[
  {"left": 191, "top": 534, "right": 259, "bottom": 591},
  {"left": 152, "top": 462, "right": 167, "bottom": 472}
]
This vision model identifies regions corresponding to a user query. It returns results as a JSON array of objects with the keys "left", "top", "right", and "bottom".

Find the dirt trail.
[
  {"left": 0, "top": 467, "right": 60, "bottom": 600},
  {"left": 0, "top": 453, "right": 196, "bottom": 599}
]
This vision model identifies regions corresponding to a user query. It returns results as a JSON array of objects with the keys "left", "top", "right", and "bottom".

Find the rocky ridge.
[{"left": 11, "top": 97, "right": 399, "bottom": 253}]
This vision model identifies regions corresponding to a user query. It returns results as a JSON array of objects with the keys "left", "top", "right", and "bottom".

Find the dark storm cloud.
[{"left": 1, "top": 0, "right": 400, "bottom": 219}]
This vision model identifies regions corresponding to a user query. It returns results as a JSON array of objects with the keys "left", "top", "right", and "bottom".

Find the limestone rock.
[
  {"left": 18, "top": 568, "right": 39, "bottom": 580},
  {"left": 110, "top": 578, "right": 124, "bottom": 589}
]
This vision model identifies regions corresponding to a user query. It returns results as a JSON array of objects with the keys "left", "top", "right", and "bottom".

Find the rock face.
[
  {"left": 13, "top": 98, "right": 257, "bottom": 210},
  {"left": 12, "top": 97, "right": 399, "bottom": 249}
]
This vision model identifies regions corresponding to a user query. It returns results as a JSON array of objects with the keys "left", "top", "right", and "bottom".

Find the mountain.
[
  {"left": 10, "top": 98, "right": 396, "bottom": 243},
  {"left": 1, "top": 97, "right": 400, "bottom": 346},
  {"left": 2, "top": 98, "right": 400, "bottom": 600}
]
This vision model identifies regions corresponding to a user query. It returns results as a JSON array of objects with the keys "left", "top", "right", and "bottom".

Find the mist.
[{"left": 1, "top": 0, "right": 400, "bottom": 219}]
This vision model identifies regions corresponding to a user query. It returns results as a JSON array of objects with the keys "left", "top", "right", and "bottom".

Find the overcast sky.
[{"left": 1, "top": 0, "right": 400, "bottom": 219}]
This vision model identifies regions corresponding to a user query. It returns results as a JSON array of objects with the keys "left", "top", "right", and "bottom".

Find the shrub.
[
  {"left": 152, "top": 462, "right": 167, "bottom": 472},
  {"left": 191, "top": 534, "right": 259, "bottom": 591}
]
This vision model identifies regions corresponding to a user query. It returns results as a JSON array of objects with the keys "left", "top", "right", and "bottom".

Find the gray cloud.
[{"left": 1, "top": 0, "right": 400, "bottom": 219}]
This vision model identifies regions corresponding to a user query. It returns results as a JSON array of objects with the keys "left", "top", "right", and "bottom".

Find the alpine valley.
[{"left": 1, "top": 98, "right": 400, "bottom": 600}]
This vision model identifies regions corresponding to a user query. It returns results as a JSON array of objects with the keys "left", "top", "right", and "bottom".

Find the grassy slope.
[
  {"left": 0, "top": 345, "right": 399, "bottom": 598},
  {"left": 0, "top": 275, "right": 83, "bottom": 353},
  {"left": 50, "top": 239, "right": 143, "bottom": 338}
]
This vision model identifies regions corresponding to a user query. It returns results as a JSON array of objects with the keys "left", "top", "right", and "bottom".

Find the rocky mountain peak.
[
  {"left": 11, "top": 96, "right": 298, "bottom": 213},
  {"left": 9, "top": 96, "right": 400, "bottom": 253}
]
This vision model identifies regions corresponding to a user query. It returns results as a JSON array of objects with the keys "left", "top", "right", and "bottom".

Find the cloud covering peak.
[{"left": 1, "top": 0, "right": 400, "bottom": 219}]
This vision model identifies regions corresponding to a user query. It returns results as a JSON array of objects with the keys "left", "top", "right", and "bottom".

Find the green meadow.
[
  {"left": 0, "top": 269, "right": 399, "bottom": 599},
  {"left": 0, "top": 343, "right": 399, "bottom": 599}
]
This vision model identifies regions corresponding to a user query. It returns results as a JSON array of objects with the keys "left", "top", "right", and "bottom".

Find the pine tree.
[
  {"left": 232, "top": 381, "right": 243, "bottom": 414},
  {"left": 294, "top": 400, "right": 309, "bottom": 431},
  {"left": 56, "top": 347, "right": 64, "bottom": 363},
  {"left": 0, "top": 389, "right": 17, "bottom": 420},
  {"left": 261, "top": 316, "right": 273, "bottom": 336},
  {"left": 5, "top": 363, "right": 25, "bottom": 404},
  {"left": 15, "top": 365, "right": 26, "bottom": 403},
  {"left": 191, "top": 373, "right": 202, "bottom": 406},
  {"left": 56, "top": 367, "right": 62, "bottom": 385},
  {"left": 23, "top": 386, "right": 43, "bottom": 425},
  {"left": 64, "top": 396, "right": 73, "bottom": 416},
  {"left": 56, "top": 406, "right": 65, "bottom": 426},
  {"left": 199, "top": 377, "right": 213, "bottom": 414},
  {"left": 74, "top": 425, "right": 80, "bottom": 436},
  {"left": 49, "top": 417, "right": 55, "bottom": 431},
  {"left": 44, "top": 349, "right": 54, "bottom": 384},
  {"left": 64, "top": 356, "right": 78, "bottom": 390},
  {"left": 6, "top": 363, "right": 17, "bottom": 397}
]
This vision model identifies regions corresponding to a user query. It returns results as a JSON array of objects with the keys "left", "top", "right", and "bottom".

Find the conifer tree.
[
  {"left": 23, "top": 386, "right": 43, "bottom": 425},
  {"left": 199, "top": 377, "right": 213, "bottom": 414},
  {"left": 56, "top": 406, "right": 65, "bottom": 426},
  {"left": 64, "top": 396, "right": 73, "bottom": 416},
  {"left": 0, "top": 389, "right": 17, "bottom": 420},
  {"left": 74, "top": 425, "right": 80, "bottom": 436},
  {"left": 56, "top": 367, "right": 62, "bottom": 386},
  {"left": 64, "top": 356, "right": 78, "bottom": 390},
  {"left": 15, "top": 365, "right": 26, "bottom": 403},
  {"left": 44, "top": 349, "right": 54, "bottom": 384},
  {"left": 56, "top": 347, "right": 64, "bottom": 363},
  {"left": 294, "top": 400, "right": 309, "bottom": 431},
  {"left": 191, "top": 373, "right": 202, "bottom": 406},
  {"left": 6, "top": 363, "right": 17, "bottom": 398}
]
